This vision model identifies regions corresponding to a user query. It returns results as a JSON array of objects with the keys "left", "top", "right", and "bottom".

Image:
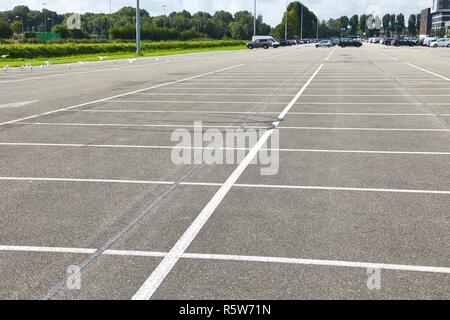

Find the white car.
[
  {"left": 423, "top": 36, "right": 438, "bottom": 46},
  {"left": 252, "top": 36, "right": 280, "bottom": 48},
  {"left": 315, "top": 40, "right": 333, "bottom": 48},
  {"left": 430, "top": 38, "right": 450, "bottom": 47}
]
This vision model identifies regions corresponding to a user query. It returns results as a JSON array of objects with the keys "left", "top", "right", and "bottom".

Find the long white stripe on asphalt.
[
  {"left": 13, "top": 123, "right": 450, "bottom": 132},
  {"left": 279, "top": 126, "right": 450, "bottom": 132},
  {"left": 0, "top": 68, "right": 121, "bottom": 84},
  {"left": 365, "top": 49, "right": 399, "bottom": 61},
  {"left": 1, "top": 177, "right": 450, "bottom": 194},
  {"left": 407, "top": 63, "right": 450, "bottom": 81},
  {"left": 65, "top": 110, "right": 441, "bottom": 116},
  {"left": 108, "top": 100, "right": 286, "bottom": 104},
  {"left": 0, "top": 64, "right": 244, "bottom": 127},
  {"left": 131, "top": 63, "right": 325, "bottom": 301},
  {"left": 2, "top": 245, "right": 450, "bottom": 275},
  {"left": 2, "top": 143, "right": 450, "bottom": 155}
]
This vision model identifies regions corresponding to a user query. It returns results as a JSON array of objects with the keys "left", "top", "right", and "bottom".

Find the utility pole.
[
  {"left": 253, "top": 0, "right": 257, "bottom": 36},
  {"left": 42, "top": 2, "right": 47, "bottom": 33},
  {"left": 136, "top": 0, "right": 141, "bottom": 53},
  {"left": 163, "top": 5, "right": 167, "bottom": 29},
  {"left": 285, "top": 0, "right": 288, "bottom": 39},
  {"left": 16, "top": 16, "right": 24, "bottom": 35},
  {"left": 317, "top": 16, "right": 319, "bottom": 40},
  {"left": 300, "top": 3, "right": 304, "bottom": 40},
  {"left": 109, "top": 0, "right": 112, "bottom": 30}
]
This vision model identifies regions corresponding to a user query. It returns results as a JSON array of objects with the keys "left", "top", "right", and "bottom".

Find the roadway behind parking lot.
[{"left": 1, "top": 44, "right": 450, "bottom": 300}]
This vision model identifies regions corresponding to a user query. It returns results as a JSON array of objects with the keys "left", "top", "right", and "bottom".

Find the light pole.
[
  {"left": 42, "top": 2, "right": 47, "bottom": 33},
  {"left": 285, "top": 0, "right": 288, "bottom": 40},
  {"left": 365, "top": 1, "right": 371, "bottom": 39},
  {"left": 109, "top": 0, "right": 112, "bottom": 30},
  {"left": 300, "top": 2, "right": 304, "bottom": 40},
  {"left": 316, "top": 16, "right": 319, "bottom": 40},
  {"left": 163, "top": 5, "right": 167, "bottom": 29},
  {"left": 47, "top": 18, "right": 53, "bottom": 32},
  {"left": 136, "top": 0, "right": 141, "bottom": 53},
  {"left": 253, "top": 0, "right": 257, "bottom": 36},
  {"left": 15, "top": 16, "right": 24, "bottom": 35}
]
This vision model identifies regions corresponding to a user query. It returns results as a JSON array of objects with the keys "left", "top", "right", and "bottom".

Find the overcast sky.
[{"left": 1, "top": 0, "right": 433, "bottom": 26}]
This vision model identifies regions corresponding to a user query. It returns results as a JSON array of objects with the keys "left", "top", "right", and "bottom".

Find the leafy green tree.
[
  {"left": 0, "top": 20, "right": 13, "bottom": 38},
  {"left": 349, "top": 15, "right": 359, "bottom": 34},
  {"left": 228, "top": 11, "right": 253, "bottom": 40},
  {"left": 408, "top": 14, "right": 417, "bottom": 36},
  {"left": 416, "top": 14, "right": 421, "bottom": 34},
  {"left": 51, "top": 24, "right": 69, "bottom": 38},
  {"left": 390, "top": 14, "right": 396, "bottom": 34},
  {"left": 359, "top": 15, "right": 367, "bottom": 35},
  {"left": 396, "top": 14, "right": 405, "bottom": 35},
  {"left": 11, "top": 20, "right": 21, "bottom": 34}
]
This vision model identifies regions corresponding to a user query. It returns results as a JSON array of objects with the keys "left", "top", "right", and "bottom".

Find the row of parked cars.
[
  {"left": 368, "top": 36, "right": 450, "bottom": 47},
  {"left": 315, "top": 38, "right": 363, "bottom": 48},
  {"left": 246, "top": 36, "right": 319, "bottom": 50}
]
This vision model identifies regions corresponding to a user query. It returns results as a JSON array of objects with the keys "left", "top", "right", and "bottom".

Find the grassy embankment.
[{"left": 0, "top": 40, "right": 246, "bottom": 67}]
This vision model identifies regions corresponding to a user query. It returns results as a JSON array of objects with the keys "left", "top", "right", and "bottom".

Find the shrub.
[{"left": 0, "top": 40, "right": 246, "bottom": 59}]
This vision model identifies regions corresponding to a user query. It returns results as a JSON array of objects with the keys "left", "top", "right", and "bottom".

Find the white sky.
[{"left": 0, "top": 0, "right": 434, "bottom": 26}]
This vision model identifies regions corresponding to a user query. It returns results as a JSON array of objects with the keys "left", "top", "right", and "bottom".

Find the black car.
[
  {"left": 391, "top": 38, "right": 416, "bottom": 47},
  {"left": 382, "top": 38, "right": 394, "bottom": 45},
  {"left": 247, "top": 39, "right": 272, "bottom": 50},
  {"left": 339, "top": 38, "right": 363, "bottom": 47},
  {"left": 279, "top": 39, "right": 292, "bottom": 47}
]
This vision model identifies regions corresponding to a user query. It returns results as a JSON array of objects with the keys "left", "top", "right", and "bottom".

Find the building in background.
[
  {"left": 430, "top": 0, "right": 450, "bottom": 35},
  {"left": 420, "top": 8, "right": 432, "bottom": 35}
]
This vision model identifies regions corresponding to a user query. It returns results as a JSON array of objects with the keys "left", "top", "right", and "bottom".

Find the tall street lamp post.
[{"left": 136, "top": 0, "right": 141, "bottom": 53}]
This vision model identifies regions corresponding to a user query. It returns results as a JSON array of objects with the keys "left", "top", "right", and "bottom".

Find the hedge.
[{"left": 0, "top": 40, "right": 246, "bottom": 59}]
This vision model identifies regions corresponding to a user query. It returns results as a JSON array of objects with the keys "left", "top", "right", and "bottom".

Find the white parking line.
[
  {"left": 65, "top": 110, "right": 439, "bottom": 116},
  {"left": 133, "top": 93, "right": 293, "bottom": 97},
  {"left": 0, "top": 68, "right": 121, "bottom": 84},
  {"left": 407, "top": 63, "right": 450, "bottom": 81},
  {"left": 296, "top": 102, "right": 435, "bottom": 105},
  {"left": 131, "top": 63, "right": 325, "bottom": 301},
  {"left": 324, "top": 49, "right": 337, "bottom": 62},
  {"left": 0, "top": 64, "right": 244, "bottom": 127},
  {"left": 2, "top": 143, "right": 450, "bottom": 155},
  {"left": 109, "top": 100, "right": 286, "bottom": 105},
  {"left": 1, "top": 177, "right": 450, "bottom": 195},
  {"left": 303, "top": 94, "right": 450, "bottom": 97},
  {"left": 365, "top": 49, "right": 399, "bottom": 61},
  {"left": 2, "top": 245, "right": 450, "bottom": 275},
  {"left": 13, "top": 123, "right": 450, "bottom": 132},
  {"left": 279, "top": 126, "right": 450, "bottom": 132},
  {"left": 13, "top": 123, "right": 267, "bottom": 129}
]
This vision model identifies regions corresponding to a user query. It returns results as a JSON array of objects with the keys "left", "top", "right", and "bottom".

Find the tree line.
[{"left": 0, "top": 3, "right": 423, "bottom": 41}]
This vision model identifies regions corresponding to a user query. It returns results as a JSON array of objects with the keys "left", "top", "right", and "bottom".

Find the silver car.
[
  {"left": 315, "top": 40, "right": 333, "bottom": 48},
  {"left": 430, "top": 38, "right": 450, "bottom": 48}
]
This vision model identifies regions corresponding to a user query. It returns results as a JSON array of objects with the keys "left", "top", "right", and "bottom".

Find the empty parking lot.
[{"left": 1, "top": 44, "right": 450, "bottom": 300}]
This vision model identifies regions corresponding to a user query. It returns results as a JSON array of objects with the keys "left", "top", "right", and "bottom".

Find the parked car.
[
  {"left": 251, "top": 36, "right": 280, "bottom": 48},
  {"left": 279, "top": 39, "right": 291, "bottom": 47},
  {"left": 423, "top": 36, "right": 438, "bottom": 46},
  {"left": 339, "top": 38, "right": 363, "bottom": 47},
  {"left": 247, "top": 39, "right": 273, "bottom": 50},
  {"left": 391, "top": 38, "right": 416, "bottom": 47},
  {"left": 382, "top": 38, "right": 394, "bottom": 45},
  {"left": 330, "top": 38, "right": 340, "bottom": 46},
  {"left": 430, "top": 38, "right": 450, "bottom": 47},
  {"left": 405, "top": 37, "right": 420, "bottom": 45},
  {"left": 315, "top": 40, "right": 333, "bottom": 48}
]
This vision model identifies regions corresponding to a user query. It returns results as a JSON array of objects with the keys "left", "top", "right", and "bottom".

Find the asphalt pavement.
[{"left": 1, "top": 44, "right": 450, "bottom": 300}]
